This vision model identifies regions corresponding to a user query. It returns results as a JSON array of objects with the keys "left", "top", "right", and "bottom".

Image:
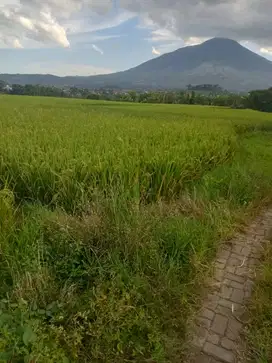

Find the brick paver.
[{"left": 188, "top": 208, "right": 272, "bottom": 363}]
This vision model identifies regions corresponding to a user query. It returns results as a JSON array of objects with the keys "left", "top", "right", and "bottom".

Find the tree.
[
  {"left": 0, "top": 80, "right": 6, "bottom": 92},
  {"left": 128, "top": 91, "right": 137, "bottom": 102},
  {"left": 247, "top": 89, "right": 272, "bottom": 112},
  {"left": 87, "top": 93, "right": 100, "bottom": 100},
  {"left": 11, "top": 84, "right": 25, "bottom": 95}
]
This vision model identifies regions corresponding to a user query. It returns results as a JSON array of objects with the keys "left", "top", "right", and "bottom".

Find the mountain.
[
  {"left": 2, "top": 38, "right": 272, "bottom": 91},
  {"left": 132, "top": 38, "right": 272, "bottom": 73}
]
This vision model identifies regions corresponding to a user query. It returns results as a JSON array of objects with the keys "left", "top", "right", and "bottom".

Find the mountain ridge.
[{"left": 1, "top": 38, "right": 272, "bottom": 91}]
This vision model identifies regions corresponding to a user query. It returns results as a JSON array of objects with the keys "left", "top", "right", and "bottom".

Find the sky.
[{"left": 1, "top": 0, "right": 272, "bottom": 76}]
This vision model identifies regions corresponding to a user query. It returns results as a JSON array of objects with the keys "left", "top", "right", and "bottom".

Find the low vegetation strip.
[
  {"left": 0, "top": 96, "right": 272, "bottom": 362},
  {"left": 245, "top": 236, "right": 272, "bottom": 363}
]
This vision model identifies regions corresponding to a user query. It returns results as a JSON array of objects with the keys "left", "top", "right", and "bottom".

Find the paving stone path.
[{"left": 188, "top": 208, "right": 272, "bottom": 363}]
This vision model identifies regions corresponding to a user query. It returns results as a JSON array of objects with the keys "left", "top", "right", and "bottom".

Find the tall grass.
[{"left": 0, "top": 95, "right": 272, "bottom": 362}]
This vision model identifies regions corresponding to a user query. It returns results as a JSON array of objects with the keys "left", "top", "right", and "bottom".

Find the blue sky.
[{"left": 1, "top": 0, "right": 272, "bottom": 76}]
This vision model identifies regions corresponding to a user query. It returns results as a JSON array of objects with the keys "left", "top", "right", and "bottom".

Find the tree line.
[{"left": 1, "top": 80, "right": 272, "bottom": 112}]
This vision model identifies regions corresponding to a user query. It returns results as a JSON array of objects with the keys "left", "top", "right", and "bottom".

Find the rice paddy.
[{"left": 0, "top": 95, "right": 272, "bottom": 362}]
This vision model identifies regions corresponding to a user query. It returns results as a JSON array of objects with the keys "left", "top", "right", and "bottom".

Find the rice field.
[
  {"left": 0, "top": 95, "right": 272, "bottom": 362},
  {"left": 0, "top": 96, "right": 238, "bottom": 211}
]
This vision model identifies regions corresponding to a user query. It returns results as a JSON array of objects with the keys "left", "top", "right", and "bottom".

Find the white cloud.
[
  {"left": 152, "top": 46, "right": 161, "bottom": 55},
  {"left": 66, "top": 11, "right": 135, "bottom": 36},
  {"left": 0, "top": 4, "right": 70, "bottom": 48},
  {"left": 142, "top": 16, "right": 183, "bottom": 55},
  {"left": 149, "top": 28, "right": 181, "bottom": 43},
  {"left": 143, "top": 17, "right": 208, "bottom": 55},
  {"left": 137, "top": 15, "right": 155, "bottom": 30},
  {"left": 0, "top": 0, "right": 116, "bottom": 49},
  {"left": 18, "top": 15, "right": 35, "bottom": 31},
  {"left": 260, "top": 47, "right": 272, "bottom": 55},
  {"left": 91, "top": 43, "right": 103, "bottom": 54},
  {"left": 13, "top": 38, "right": 23, "bottom": 48},
  {"left": 184, "top": 37, "right": 208, "bottom": 46}
]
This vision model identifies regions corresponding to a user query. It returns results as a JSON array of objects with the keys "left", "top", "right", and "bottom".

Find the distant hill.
[{"left": 2, "top": 38, "right": 272, "bottom": 91}]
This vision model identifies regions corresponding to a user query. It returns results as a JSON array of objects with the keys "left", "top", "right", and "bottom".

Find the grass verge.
[{"left": 245, "top": 241, "right": 272, "bottom": 363}]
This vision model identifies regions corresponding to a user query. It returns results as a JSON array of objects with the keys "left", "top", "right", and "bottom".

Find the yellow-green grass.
[{"left": 0, "top": 95, "right": 272, "bottom": 363}]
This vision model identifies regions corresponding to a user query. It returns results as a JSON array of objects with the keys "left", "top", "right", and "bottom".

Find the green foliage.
[
  {"left": 0, "top": 298, "right": 69, "bottom": 362},
  {"left": 247, "top": 88, "right": 272, "bottom": 113}
]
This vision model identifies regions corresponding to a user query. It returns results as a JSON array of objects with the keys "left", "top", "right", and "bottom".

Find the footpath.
[{"left": 188, "top": 208, "right": 272, "bottom": 363}]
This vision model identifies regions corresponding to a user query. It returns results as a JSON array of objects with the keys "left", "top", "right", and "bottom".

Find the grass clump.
[{"left": 0, "top": 198, "right": 235, "bottom": 363}]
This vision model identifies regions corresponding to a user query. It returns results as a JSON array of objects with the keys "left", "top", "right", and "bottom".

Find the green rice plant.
[
  {"left": 0, "top": 96, "right": 240, "bottom": 212},
  {"left": 0, "top": 188, "right": 15, "bottom": 236}
]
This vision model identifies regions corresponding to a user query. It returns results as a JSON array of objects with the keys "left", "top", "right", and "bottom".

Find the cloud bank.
[
  {"left": 1, "top": 0, "right": 272, "bottom": 50},
  {"left": 120, "top": 0, "right": 272, "bottom": 49}
]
